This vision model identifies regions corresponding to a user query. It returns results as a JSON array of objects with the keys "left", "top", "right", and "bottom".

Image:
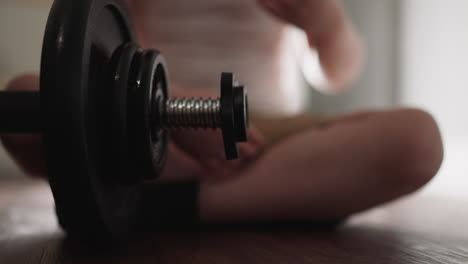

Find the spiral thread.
[{"left": 164, "top": 98, "right": 222, "bottom": 129}]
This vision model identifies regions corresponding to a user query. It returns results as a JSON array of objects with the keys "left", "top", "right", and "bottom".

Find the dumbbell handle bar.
[
  {"left": 0, "top": 91, "right": 232, "bottom": 133},
  {"left": 0, "top": 91, "right": 41, "bottom": 133}
]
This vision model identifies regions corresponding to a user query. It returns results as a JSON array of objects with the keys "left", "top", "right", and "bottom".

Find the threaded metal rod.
[{"left": 164, "top": 98, "right": 222, "bottom": 129}]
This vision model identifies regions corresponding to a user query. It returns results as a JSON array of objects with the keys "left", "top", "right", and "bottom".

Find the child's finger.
[
  {"left": 246, "top": 125, "right": 266, "bottom": 148},
  {"left": 257, "top": 0, "right": 288, "bottom": 21}
]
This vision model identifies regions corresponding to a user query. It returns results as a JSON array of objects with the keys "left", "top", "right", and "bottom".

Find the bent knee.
[{"left": 380, "top": 109, "right": 443, "bottom": 193}]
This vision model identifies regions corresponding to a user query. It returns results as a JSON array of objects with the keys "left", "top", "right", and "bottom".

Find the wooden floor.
[{"left": 0, "top": 179, "right": 467, "bottom": 264}]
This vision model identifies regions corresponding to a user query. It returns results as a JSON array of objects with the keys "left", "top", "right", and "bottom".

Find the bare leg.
[{"left": 198, "top": 109, "right": 443, "bottom": 223}]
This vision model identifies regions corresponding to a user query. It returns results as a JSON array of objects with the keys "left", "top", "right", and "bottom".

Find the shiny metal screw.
[
  {"left": 155, "top": 73, "right": 248, "bottom": 160},
  {"left": 164, "top": 97, "right": 222, "bottom": 130}
]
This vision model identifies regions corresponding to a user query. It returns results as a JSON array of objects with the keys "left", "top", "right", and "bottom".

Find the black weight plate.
[
  {"left": 108, "top": 42, "right": 169, "bottom": 184},
  {"left": 220, "top": 72, "right": 238, "bottom": 160},
  {"left": 233, "top": 86, "right": 248, "bottom": 142},
  {"left": 124, "top": 47, "right": 169, "bottom": 182},
  {"left": 40, "top": 0, "right": 164, "bottom": 242}
]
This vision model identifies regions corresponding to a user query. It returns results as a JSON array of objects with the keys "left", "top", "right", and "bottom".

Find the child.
[{"left": 2, "top": 0, "right": 443, "bottom": 224}]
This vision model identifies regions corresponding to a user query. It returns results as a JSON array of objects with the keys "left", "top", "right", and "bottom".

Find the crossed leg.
[
  {"left": 0, "top": 76, "right": 444, "bottom": 225},
  {"left": 198, "top": 109, "right": 443, "bottom": 223}
]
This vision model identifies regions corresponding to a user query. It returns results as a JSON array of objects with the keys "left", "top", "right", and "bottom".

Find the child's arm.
[{"left": 257, "top": 0, "right": 365, "bottom": 92}]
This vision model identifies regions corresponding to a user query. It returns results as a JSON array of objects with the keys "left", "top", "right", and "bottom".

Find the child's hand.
[
  {"left": 170, "top": 125, "right": 264, "bottom": 178},
  {"left": 257, "top": 0, "right": 365, "bottom": 92},
  {"left": 168, "top": 88, "right": 265, "bottom": 180},
  {"left": 257, "top": 0, "right": 343, "bottom": 32}
]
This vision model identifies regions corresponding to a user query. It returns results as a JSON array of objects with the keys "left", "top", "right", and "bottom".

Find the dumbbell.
[{"left": 0, "top": 0, "right": 249, "bottom": 241}]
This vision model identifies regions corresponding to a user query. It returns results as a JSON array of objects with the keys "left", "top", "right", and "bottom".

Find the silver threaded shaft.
[{"left": 164, "top": 98, "right": 222, "bottom": 129}]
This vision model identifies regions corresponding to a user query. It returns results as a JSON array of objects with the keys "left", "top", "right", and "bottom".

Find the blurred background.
[{"left": 0, "top": 0, "right": 466, "bottom": 201}]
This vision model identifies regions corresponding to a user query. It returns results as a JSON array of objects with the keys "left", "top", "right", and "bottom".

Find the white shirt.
[{"left": 138, "top": 0, "right": 307, "bottom": 116}]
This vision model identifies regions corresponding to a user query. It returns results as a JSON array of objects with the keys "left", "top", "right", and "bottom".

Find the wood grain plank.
[{"left": 0, "top": 180, "right": 467, "bottom": 264}]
